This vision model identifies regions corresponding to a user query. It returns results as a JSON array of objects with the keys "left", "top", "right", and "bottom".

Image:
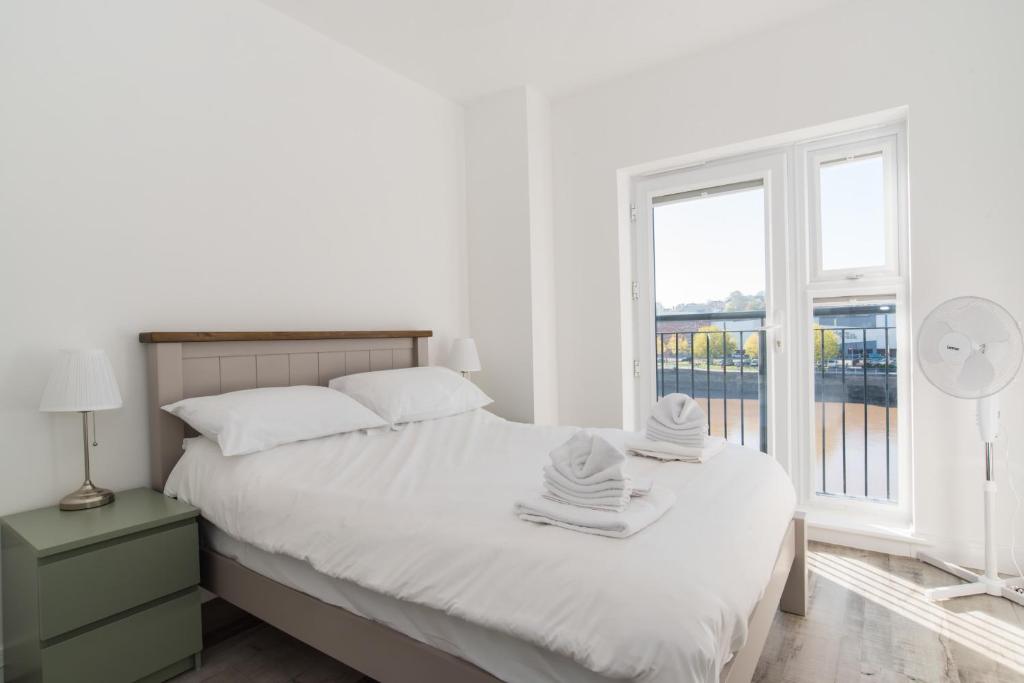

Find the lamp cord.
[{"left": 1000, "top": 424, "right": 1024, "bottom": 584}]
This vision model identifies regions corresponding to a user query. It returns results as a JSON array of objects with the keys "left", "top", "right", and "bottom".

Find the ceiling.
[{"left": 260, "top": 0, "right": 852, "bottom": 102}]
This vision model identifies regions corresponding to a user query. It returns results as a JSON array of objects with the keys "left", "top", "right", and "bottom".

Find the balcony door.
[
  {"left": 631, "top": 121, "right": 909, "bottom": 520},
  {"left": 632, "top": 153, "right": 793, "bottom": 464}
]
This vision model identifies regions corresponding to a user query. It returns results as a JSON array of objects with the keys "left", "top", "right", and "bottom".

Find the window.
[
  {"left": 806, "top": 135, "right": 899, "bottom": 281},
  {"left": 820, "top": 154, "right": 885, "bottom": 270},
  {"left": 812, "top": 298, "right": 899, "bottom": 503},
  {"left": 799, "top": 124, "right": 909, "bottom": 516},
  {"left": 630, "top": 117, "right": 909, "bottom": 524}
]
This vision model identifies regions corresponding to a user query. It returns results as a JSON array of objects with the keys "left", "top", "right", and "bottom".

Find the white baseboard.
[
  {"left": 806, "top": 514, "right": 1024, "bottom": 577},
  {"left": 808, "top": 521, "right": 927, "bottom": 558}
]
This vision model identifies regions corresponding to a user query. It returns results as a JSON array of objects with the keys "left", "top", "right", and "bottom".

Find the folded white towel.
[
  {"left": 549, "top": 431, "right": 627, "bottom": 486},
  {"left": 515, "top": 485, "right": 677, "bottom": 538},
  {"left": 542, "top": 491, "right": 630, "bottom": 513},
  {"left": 542, "top": 465, "right": 651, "bottom": 496},
  {"left": 630, "top": 477, "right": 654, "bottom": 496},
  {"left": 626, "top": 436, "right": 727, "bottom": 463},
  {"left": 645, "top": 421, "right": 706, "bottom": 447},
  {"left": 544, "top": 476, "right": 630, "bottom": 500}
]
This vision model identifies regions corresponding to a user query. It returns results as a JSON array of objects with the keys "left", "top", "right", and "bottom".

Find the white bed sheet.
[
  {"left": 166, "top": 409, "right": 795, "bottom": 683},
  {"left": 204, "top": 524, "right": 619, "bottom": 683}
]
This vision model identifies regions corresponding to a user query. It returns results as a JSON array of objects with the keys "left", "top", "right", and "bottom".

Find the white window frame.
[
  {"left": 794, "top": 122, "right": 912, "bottom": 526},
  {"left": 804, "top": 129, "right": 902, "bottom": 283},
  {"left": 627, "top": 115, "right": 911, "bottom": 527},
  {"left": 631, "top": 153, "right": 795, "bottom": 475}
]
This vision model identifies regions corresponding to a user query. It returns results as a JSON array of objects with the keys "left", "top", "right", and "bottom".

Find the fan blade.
[
  {"left": 957, "top": 303, "right": 1008, "bottom": 344},
  {"left": 919, "top": 319, "right": 952, "bottom": 364},
  {"left": 957, "top": 351, "right": 995, "bottom": 392}
]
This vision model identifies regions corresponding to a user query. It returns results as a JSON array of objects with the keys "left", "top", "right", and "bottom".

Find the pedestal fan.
[{"left": 917, "top": 296, "right": 1024, "bottom": 605}]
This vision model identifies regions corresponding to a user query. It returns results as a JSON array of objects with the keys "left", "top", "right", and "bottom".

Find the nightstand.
[{"left": 2, "top": 488, "right": 201, "bottom": 683}]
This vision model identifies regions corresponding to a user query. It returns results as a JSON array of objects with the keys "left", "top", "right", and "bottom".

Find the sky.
[
  {"left": 652, "top": 155, "right": 885, "bottom": 308},
  {"left": 653, "top": 186, "right": 765, "bottom": 307}
]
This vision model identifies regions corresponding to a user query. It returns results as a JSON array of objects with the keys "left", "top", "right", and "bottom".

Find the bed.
[{"left": 140, "top": 330, "right": 806, "bottom": 683}]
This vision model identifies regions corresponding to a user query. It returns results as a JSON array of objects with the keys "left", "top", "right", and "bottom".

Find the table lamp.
[
  {"left": 448, "top": 337, "right": 481, "bottom": 379},
  {"left": 39, "top": 349, "right": 123, "bottom": 510}
]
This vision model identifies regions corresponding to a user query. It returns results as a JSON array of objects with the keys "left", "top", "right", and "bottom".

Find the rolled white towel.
[
  {"left": 626, "top": 436, "right": 726, "bottom": 463},
  {"left": 646, "top": 394, "right": 708, "bottom": 448},
  {"left": 515, "top": 485, "right": 677, "bottom": 538},
  {"left": 649, "top": 393, "right": 706, "bottom": 432},
  {"left": 549, "top": 431, "right": 627, "bottom": 486}
]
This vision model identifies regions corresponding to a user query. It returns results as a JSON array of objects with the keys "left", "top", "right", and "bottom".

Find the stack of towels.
[
  {"left": 627, "top": 393, "right": 726, "bottom": 463},
  {"left": 515, "top": 431, "right": 676, "bottom": 538}
]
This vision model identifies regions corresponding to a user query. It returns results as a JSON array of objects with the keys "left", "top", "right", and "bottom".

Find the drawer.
[
  {"left": 40, "top": 589, "right": 200, "bottom": 683},
  {"left": 38, "top": 521, "right": 198, "bottom": 639}
]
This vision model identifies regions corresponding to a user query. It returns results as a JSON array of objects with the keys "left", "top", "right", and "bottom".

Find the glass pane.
[
  {"left": 819, "top": 153, "right": 886, "bottom": 271},
  {"left": 812, "top": 301, "right": 898, "bottom": 502},
  {"left": 652, "top": 182, "right": 768, "bottom": 452}
]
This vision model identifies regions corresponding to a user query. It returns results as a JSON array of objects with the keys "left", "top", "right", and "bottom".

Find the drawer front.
[
  {"left": 38, "top": 521, "right": 198, "bottom": 639},
  {"left": 40, "top": 589, "right": 200, "bottom": 683}
]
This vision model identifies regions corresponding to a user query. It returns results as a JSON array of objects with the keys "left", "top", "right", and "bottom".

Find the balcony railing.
[{"left": 655, "top": 305, "right": 897, "bottom": 502}]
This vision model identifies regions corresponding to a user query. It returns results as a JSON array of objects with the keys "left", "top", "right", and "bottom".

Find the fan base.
[{"left": 918, "top": 552, "right": 1024, "bottom": 606}]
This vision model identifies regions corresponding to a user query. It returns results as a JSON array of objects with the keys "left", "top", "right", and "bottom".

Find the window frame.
[
  {"left": 804, "top": 128, "right": 903, "bottom": 283},
  {"left": 626, "top": 115, "right": 912, "bottom": 528},
  {"left": 794, "top": 122, "right": 912, "bottom": 525},
  {"left": 630, "top": 153, "right": 794, "bottom": 474},
  {"left": 795, "top": 286, "right": 913, "bottom": 525}
]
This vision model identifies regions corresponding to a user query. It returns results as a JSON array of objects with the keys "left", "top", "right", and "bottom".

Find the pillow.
[
  {"left": 162, "top": 385, "right": 387, "bottom": 456},
  {"left": 329, "top": 366, "right": 492, "bottom": 427}
]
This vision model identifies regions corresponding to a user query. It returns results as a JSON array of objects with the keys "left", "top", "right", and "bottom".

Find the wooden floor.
[
  {"left": 172, "top": 542, "right": 1024, "bottom": 683},
  {"left": 754, "top": 543, "right": 1024, "bottom": 683}
]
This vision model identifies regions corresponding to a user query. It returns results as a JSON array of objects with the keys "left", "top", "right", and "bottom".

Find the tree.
[
  {"left": 657, "top": 333, "right": 690, "bottom": 358},
  {"left": 744, "top": 333, "right": 760, "bottom": 359},
  {"left": 692, "top": 325, "right": 737, "bottom": 359},
  {"left": 813, "top": 325, "right": 840, "bottom": 363}
]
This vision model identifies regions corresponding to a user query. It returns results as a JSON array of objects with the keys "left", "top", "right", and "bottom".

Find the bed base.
[
  {"left": 201, "top": 513, "right": 806, "bottom": 683},
  {"left": 201, "top": 547, "right": 500, "bottom": 683}
]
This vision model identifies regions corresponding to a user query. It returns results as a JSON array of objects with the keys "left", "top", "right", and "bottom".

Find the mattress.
[{"left": 166, "top": 409, "right": 795, "bottom": 682}]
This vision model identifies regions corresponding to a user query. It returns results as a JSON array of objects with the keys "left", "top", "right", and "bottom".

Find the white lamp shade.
[
  {"left": 448, "top": 338, "right": 481, "bottom": 373},
  {"left": 40, "top": 349, "right": 123, "bottom": 412}
]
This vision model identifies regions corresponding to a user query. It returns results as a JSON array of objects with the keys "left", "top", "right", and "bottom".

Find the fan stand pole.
[{"left": 918, "top": 439, "right": 1024, "bottom": 606}]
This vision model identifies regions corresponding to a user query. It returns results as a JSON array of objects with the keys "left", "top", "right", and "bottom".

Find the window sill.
[{"left": 801, "top": 508, "right": 930, "bottom": 557}]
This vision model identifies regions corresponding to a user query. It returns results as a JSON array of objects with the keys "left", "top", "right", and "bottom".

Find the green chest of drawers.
[{"left": 2, "top": 488, "right": 201, "bottom": 683}]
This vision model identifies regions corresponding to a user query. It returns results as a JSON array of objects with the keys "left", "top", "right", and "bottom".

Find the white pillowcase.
[
  {"left": 162, "top": 385, "right": 387, "bottom": 456},
  {"left": 329, "top": 366, "right": 492, "bottom": 427}
]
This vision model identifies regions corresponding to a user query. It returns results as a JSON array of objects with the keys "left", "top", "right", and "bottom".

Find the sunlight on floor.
[{"left": 809, "top": 549, "right": 1024, "bottom": 674}]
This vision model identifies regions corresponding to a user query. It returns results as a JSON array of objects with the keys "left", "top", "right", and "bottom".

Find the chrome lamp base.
[
  {"left": 59, "top": 411, "right": 115, "bottom": 511},
  {"left": 60, "top": 481, "right": 115, "bottom": 511}
]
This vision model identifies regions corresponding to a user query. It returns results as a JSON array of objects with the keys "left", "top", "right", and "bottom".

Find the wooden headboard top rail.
[
  {"left": 140, "top": 330, "right": 432, "bottom": 343},
  {"left": 141, "top": 330, "right": 432, "bottom": 490}
]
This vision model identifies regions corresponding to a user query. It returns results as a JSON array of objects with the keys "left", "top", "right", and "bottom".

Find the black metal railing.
[
  {"left": 655, "top": 305, "right": 897, "bottom": 502},
  {"left": 655, "top": 311, "right": 768, "bottom": 453},
  {"left": 813, "top": 307, "right": 897, "bottom": 503}
]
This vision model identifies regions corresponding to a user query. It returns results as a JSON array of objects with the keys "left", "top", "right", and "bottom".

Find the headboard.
[{"left": 139, "top": 330, "right": 432, "bottom": 490}]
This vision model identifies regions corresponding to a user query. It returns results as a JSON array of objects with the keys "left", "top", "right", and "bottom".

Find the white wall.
[
  {"left": 525, "top": 89, "right": 559, "bottom": 426},
  {"left": 0, "top": 3, "right": 467, "bottom": 517},
  {"left": 551, "top": 0, "right": 1024, "bottom": 570},
  {"left": 464, "top": 87, "right": 558, "bottom": 423}
]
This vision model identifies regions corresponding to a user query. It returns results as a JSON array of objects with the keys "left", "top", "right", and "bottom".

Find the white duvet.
[{"left": 165, "top": 409, "right": 795, "bottom": 683}]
